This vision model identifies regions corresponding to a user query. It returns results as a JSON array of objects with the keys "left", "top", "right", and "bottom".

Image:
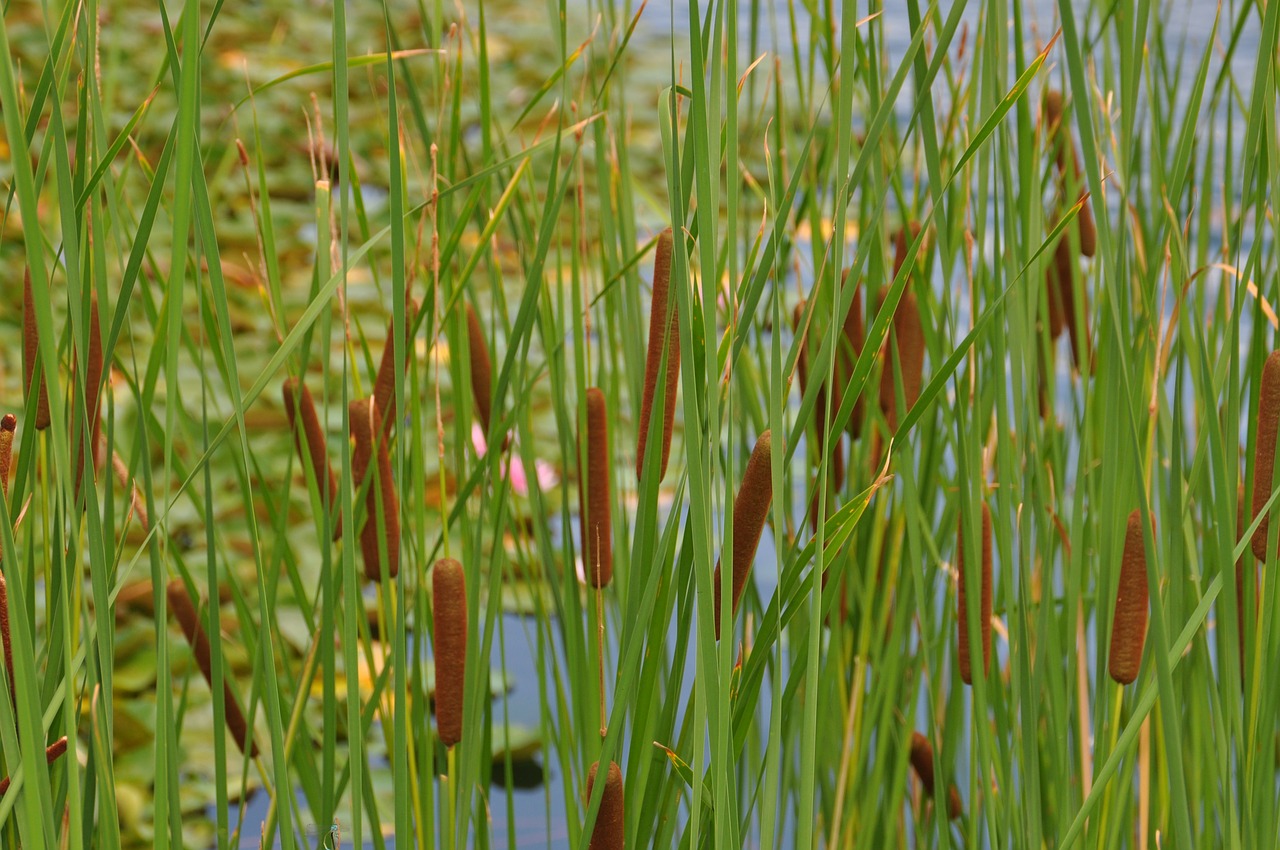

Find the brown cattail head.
[
  {"left": 957, "top": 502, "right": 993, "bottom": 685},
  {"left": 877, "top": 288, "right": 925, "bottom": 432},
  {"left": 839, "top": 271, "right": 865, "bottom": 439},
  {"left": 1108, "top": 509, "right": 1151, "bottom": 685},
  {"left": 908, "top": 731, "right": 937, "bottom": 796},
  {"left": 585, "top": 760, "right": 624, "bottom": 850},
  {"left": 1056, "top": 242, "right": 1092, "bottom": 374},
  {"left": 22, "top": 268, "right": 51, "bottom": 431},
  {"left": 892, "top": 222, "right": 924, "bottom": 279},
  {"left": 1043, "top": 90, "right": 1066, "bottom": 169},
  {"left": 1045, "top": 233, "right": 1070, "bottom": 340},
  {"left": 713, "top": 431, "right": 773, "bottom": 640},
  {"left": 432, "top": 558, "right": 467, "bottom": 748},
  {"left": 1251, "top": 351, "right": 1280, "bottom": 561},
  {"left": 350, "top": 398, "right": 400, "bottom": 581},
  {"left": 165, "top": 580, "right": 258, "bottom": 756},
  {"left": 580, "top": 388, "right": 613, "bottom": 588},
  {"left": 0, "top": 575, "right": 12, "bottom": 706},
  {"left": 0, "top": 414, "right": 15, "bottom": 500},
  {"left": 373, "top": 296, "right": 420, "bottom": 431},
  {"left": 0, "top": 736, "right": 69, "bottom": 797},
  {"left": 795, "top": 301, "right": 845, "bottom": 504},
  {"left": 1044, "top": 89, "right": 1097, "bottom": 258},
  {"left": 465, "top": 303, "right": 494, "bottom": 436},
  {"left": 283, "top": 379, "right": 341, "bottom": 540},
  {"left": 73, "top": 295, "right": 104, "bottom": 504},
  {"left": 636, "top": 228, "right": 680, "bottom": 483}
]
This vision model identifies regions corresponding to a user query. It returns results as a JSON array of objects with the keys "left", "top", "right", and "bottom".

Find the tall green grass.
[{"left": 0, "top": 0, "right": 1275, "bottom": 847}]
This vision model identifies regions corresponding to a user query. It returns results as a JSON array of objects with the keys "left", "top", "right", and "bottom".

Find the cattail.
[
  {"left": 585, "top": 760, "right": 624, "bottom": 850},
  {"left": 1251, "top": 351, "right": 1280, "bottom": 561},
  {"left": 957, "top": 502, "right": 992, "bottom": 685},
  {"left": 1045, "top": 233, "right": 1070, "bottom": 340},
  {"left": 373, "top": 297, "right": 420, "bottom": 431},
  {"left": 892, "top": 222, "right": 924, "bottom": 278},
  {"left": 73, "top": 295, "right": 103, "bottom": 503},
  {"left": 0, "top": 575, "right": 11, "bottom": 706},
  {"left": 636, "top": 228, "right": 680, "bottom": 483},
  {"left": 579, "top": 388, "right": 613, "bottom": 588},
  {"left": 22, "top": 268, "right": 51, "bottom": 431},
  {"left": 794, "top": 301, "right": 844, "bottom": 499},
  {"left": 1108, "top": 509, "right": 1150, "bottom": 685},
  {"left": 713, "top": 431, "right": 773, "bottom": 640},
  {"left": 283, "top": 379, "right": 341, "bottom": 540},
  {"left": 1044, "top": 89, "right": 1096, "bottom": 258},
  {"left": 877, "top": 288, "right": 925, "bottom": 432},
  {"left": 908, "top": 732, "right": 961, "bottom": 820},
  {"left": 0, "top": 736, "right": 69, "bottom": 796},
  {"left": 465, "top": 304, "right": 494, "bottom": 436},
  {"left": 839, "top": 271, "right": 864, "bottom": 439},
  {"left": 432, "top": 558, "right": 467, "bottom": 748},
  {"left": 350, "top": 398, "right": 400, "bottom": 581},
  {"left": 166, "top": 580, "right": 258, "bottom": 756},
  {"left": 0, "top": 414, "right": 14, "bottom": 499},
  {"left": 1057, "top": 245, "right": 1092, "bottom": 374}
]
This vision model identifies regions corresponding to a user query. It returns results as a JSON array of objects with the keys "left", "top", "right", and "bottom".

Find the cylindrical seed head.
[
  {"left": 586, "top": 760, "right": 624, "bottom": 850},
  {"left": 73, "top": 296, "right": 104, "bottom": 504},
  {"left": 957, "top": 502, "right": 992, "bottom": 685},
  {"left": 1251, "top": 351, "right": 1280, "bottom": 560},
  {"left": 580, "top": 388, "right": 613, "bottom": 587},
  {"left": 432, "top": 558, "right": 467, "bottom": 748},
  {"left": 1108, "top": 509, "right": 1150, "bottom": 685},
  {"left": 878, "top": 289, "right": 925, "bottom": 433},
  {"left": 0, "top": 575, "right": 12, "bottom": 707},
  {"left": 714, "top": 431, "right": 773, "bottom": 640},
  {"left": 0, "top": 414, "right": 15, "bottom": 500},
  {"left": 465, "top": 304, "right": 493, "bottom": 436},
  {"left": 636, "top": 228, "right": 680, "bottom": 483},
  {"left": 839, "top": 272, "right": 865, "bottom": 439},
  {"left": 374, "top": 296, "right": 420, "bottom": 431},
  {"left": 22, "top": 268, "right": 51, "bottom": 431},
  {"left": 350, "top": 398, "right": 400, "bottom": 581},
  {"left": 283, "top": 379, "right": 342, "bottom": 540}
]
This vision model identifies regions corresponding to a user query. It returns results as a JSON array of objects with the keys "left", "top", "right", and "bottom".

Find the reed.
[
  {"left": 579, "top": 388, "right": 613, "bottom": 588},
  {"left": 713, "top": 430, "right": 773, "bottom": 640},
  {"left": 839, "top": 272, "right": 865, "bottom": 438},
  {"left": 432, "top": 557, "right": 467, "bottom": 748},
  {"left": 373, "top": 296, "right": 420, "bottom": 431},
  {"left": 73, "top": 295, "right": 103, "bottom": 504},
  {"left": 22, "top": 267, "right": 50, "bottom": 431},
  {"left": 1251, "top": 350, "right": 1280, "bottom": 560},
  {"left": 1043, "top": 89, "right": 1097, "bottom": 257},
  {"left": 165, "top": 580, "right": 258, "bottom": 756},
  {"left": 586, "top": 760, "right": 624, "bottom": 850},
  {"left": 465, "top": 303, "right": 494, "bottom": 437},
  {"left": 908, "top": 732, "right": 961, "bottom": 820},
  {"left": 636, "top": 227, "right": 679, "bottom": 482},
  {"left": 350, "top": 397, "right": 400, "bottom": 581},
  {"left": 283, "top": 378, "right": 341, "bottom": 540},
  {"left": 0, "top": 736, "right": 68, "bottom": 797},
  {"left": 0, "top": 414, "right": 14, "bottom": 500},
  {"left": 957, "top": 501, "right": 992, "bottom": 685},
  {"left": 1107, "top": 509, "right": 1150, "bottom": 685}
]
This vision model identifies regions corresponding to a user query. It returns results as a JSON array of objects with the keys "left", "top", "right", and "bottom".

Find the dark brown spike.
[
  {"left": 892, "top": 222, "right": 924, "bottom": 279},
  {"left": 0, "top": 414, "right": 15, "bottom": 500},
  {"left": 1045, "top": 233, "right": 1070, "bottom": 340},
  {"left": 373, "top": 297, "right": 420, "bottom": 431},
  {"left": 1108, "top": 509, "right": 1150, "bottom": 685},
  {"left": 74, "top": 295, "right": 103, "bottom": 504},
  {"left": 908, "top": 731, "right": 937, "bottom": 796},
  {"left": 166, "top": 580, "right": 258, "bottom": 756},
  {"left": 877, "top": 288, "right": 925, "bottom": 432},
  {"left": 957, "top": 502, "right": 992, "bottom": 685},
  {"left": 1044, "top": 88, "right": 1096, "bottom": 258},
  {"left": 0, "top": 575, "right": 12, "bottom": 707},
  {"left": 838, "top": 271, "right": 864, "bottom": 439},
  {"left": 580, "top": 388, "right": 613, "bottom": 588},
  {"left": 432, "top": 558, "right": 467, "bottom": 748},
  {"left": 350, "top": 398, "right": 400, "bottom": 581},
  {"left": 0, "top": 736, "right": 69, "bottom": 796},
  {"left": 465, "top": 304, "right": 493, "bottom": 436},
  {"left": 1251, "top": 351, "right": 1280, "bottom": 560},
  {"left": 586, "top": 760, "right": 624, "bottom": 850},
  {"left": 636, "top": 228, "right": 680, "bottom": 482},
  {"left": 713, "top": 431, "right": 773, "bottom": 640},
  {"left": 795, "top": 301, "right": 844, "bottom": 500},
  {"left": 1057, "top": 244, "right": 1092, "bottom": 374},
  {"left": 22, "top": 268, "right": 51, "bottom": 431},
  {"left": 283, "top": 378, "right": 341, "bottom": 540}
]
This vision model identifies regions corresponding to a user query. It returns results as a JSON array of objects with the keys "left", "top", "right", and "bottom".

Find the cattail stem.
[
  {"left": 580, "top": 388, "right": 613, "bottom": 588},
  {"left": 432, "top": 558, "right": 467, "bottom": 748},
  {"left": 1251, "top": 351, "right": 1280, "bottom": 561},
  {"left": 283, "top": 379, "right": 341, "bottom": 540},
  {"left": 958, "top": 501, "right": 992, "bottom": 685},
  {"left": 714, "top": 431, "right": 773, "bottom": 640},
  {"left": 166, "top": 580, "right": 258, "bottom": 756},
  {"left": 0, "top": 414, "right": 15, "bottom": 500},
  {"left": 0, "top": 736, "right": 68, "bottom": 796},
  {"left": 586, "top": 760, "right": 624, "bottom": 850},
  {"left": 350, "top": 398, "right": 400, "bottom": 581},
  {"left": 22, "top": 268, "right": 51, "bottom": 431},
  {"left": 636, "top": 228, "right": 679, "bottom": 482},
  {"left": 465, "top": 304, "right": 494, "bottom": 437},
  {"left": 1108, "top": 509, "right": 1151, "bottom": 685},
  {"left": 374, "top": 296, "right": 420, "bottom": 432}
]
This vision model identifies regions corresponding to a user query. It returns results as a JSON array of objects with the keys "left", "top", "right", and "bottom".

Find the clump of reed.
[
  {"left": 585, "top": 760, "right": 624, "bottom": 849},
  {"left": 713, "top": 430, "right": 772, "bottom": 640},
  {"left": 794, "top": 300, "right": 844, "bottom": 532},
  {"left": 579, "top": 388, "right": 613, "bottom": 588},
  {"left": 373, "top": 296, "right": 420, "bottom": 432},
  {"left": 1107, "top": 509, "right": 1150, "bottom": 685},
  {"left": 1250, "top": 350, "right": 1280, "bottom": 560},
  {"left": 72, "top": 295, "right": 103, "bottom": 505},
  {"left": 0, "top": 414, "right": 14, "bottom": 498},
  {"left": 465, "top": 303, "right": 494, "bottom": 437},
  {"left": 350, "top": 397, "right": 400, "bottom": 581},
  {"left": 908, "top": 732, "right": 962, "bottom": 820},
  {"left": 166, "top": 580, "right": 258, "bottom": 756},
  {"left": 432, "top": 558, "right": 467, "bottom": 748},
  {"left": 282, "top": 378, "right": 341, "bottom": 540},
  {"left": 0, "top": 736, "right": 68, "bottom": 797},
  {"left": 636, "top": 228, "right": 679, "bottom": 482},
  {"left": 22, "top": 268, "right": 51, "bottom": 431},
  {"left": 957, "top": 501, "right": 992, "bottom": 685}
]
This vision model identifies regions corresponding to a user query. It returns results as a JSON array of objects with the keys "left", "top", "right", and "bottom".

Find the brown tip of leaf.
[
  {"left": 350, "top": 398, "right": 399, "bottom": 581},
  {"left": 283, "top": 378, "right": 341, "bottom": 540},
  {"left": 958, "top": 502, "right": 992, "bottom": 685},
  {"left": 586, "top": 760, "right": 624, "bottom": 850},
  {"left": 580, "top": 388, "right": 613, "bottom": 588},
  {"left": 714, "top": 430, "right": 773, "bottom": 640},
  {"left": 636, "top": 228, "right": 679, "bottom": 483},
  {"left": 1108, "top": 509, "right": 1150, "bottom": 685},
  {"left": 432, "top": 558, "right": 467, "bottom": 748}
]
